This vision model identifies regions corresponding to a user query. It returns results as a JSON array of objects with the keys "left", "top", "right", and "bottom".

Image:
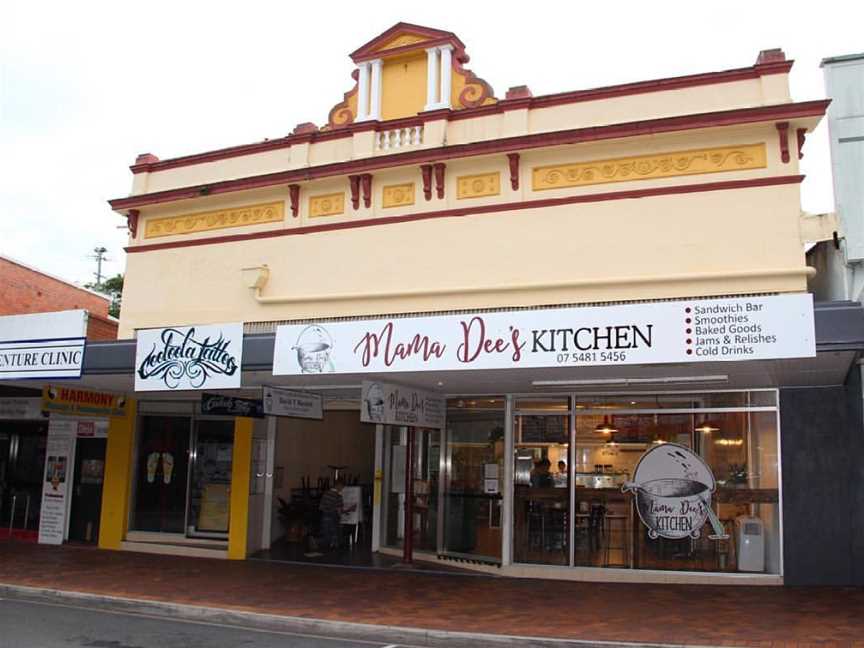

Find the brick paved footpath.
[{"left": 0, "top": 543, "right": 861, "bottom": 647}]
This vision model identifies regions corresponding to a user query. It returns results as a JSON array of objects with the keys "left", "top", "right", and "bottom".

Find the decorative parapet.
[{"left": 376, "top": 125, "right": 423, "bottom": 151}]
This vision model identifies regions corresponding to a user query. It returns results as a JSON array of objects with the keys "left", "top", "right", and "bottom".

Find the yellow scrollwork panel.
[
  {"left": 382, "top": 183, "right": 415, "bottom": 209},
  {"left": 457, "top": 173, "right": 501, "bottom": 200},
  {"left": 144, "top": 202, "right": 285, "bottom": 239},
  {"left": 309, "top": 193, "right": 345, "bottom": 218},
  {"left": 532, "top": 143, "right": 767, "bottom": 191}
]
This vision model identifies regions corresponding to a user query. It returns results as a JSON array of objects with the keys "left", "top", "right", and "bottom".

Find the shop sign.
[
  {"left": 200, "top": 392, "right": 264, "bottom": 418},
  {"left": 42, "top": 385, "right": 128, "bottom": 418},
  {"left": 135, "top": 323, "right": 243, "bottom": 391},
  {"left": 75, "top": 419, "right": 108, "bottom": 438},
  {"left": 0, "top": 397, "right": 44, "bottom": 420},
  {"left": 360, "top": 380, "right": 445, "bottom": 429},
  {"left": 262, "top": 386, "right": 323, "bottom": 420},
  {"left": 623, "top": 443, "right": 729, "bottom": 541},
  {"left": 38, "top": 417, "right": 76, "bottom": 545},
  {"left": 0, "top": 310, "right": 87, "bottom": 380},
  {"left": 273, "top": 294, "right": 815, "bottom": 375}
]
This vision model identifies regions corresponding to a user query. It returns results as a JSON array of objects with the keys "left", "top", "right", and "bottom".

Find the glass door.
[
  {"left": 441, "top": 398, "right": 506, "bottom": 562},
  {"left": 187, "top": 420, "right": 234, "bottom": 538},
  {"left": 512, "top": 398, "right": 571, "bottom": 566}
]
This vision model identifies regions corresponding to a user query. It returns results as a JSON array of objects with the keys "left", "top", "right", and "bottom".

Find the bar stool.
[{"left": 603, "top": 512, "right": 629, "bottom": 567}]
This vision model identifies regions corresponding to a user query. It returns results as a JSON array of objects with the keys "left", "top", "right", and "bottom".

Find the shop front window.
[
  {"left": 441, "top": 398, "right": 505, "bottom": 562},
  {"left": 512, "top": 397, "right": 570, "bottom": 565},
  {"left": 187, "top": 420, "right": 234, "bottom": 538},
  {"left": 0, "top": 422, "right": 47, "bottom": 534},
  {"left": 571, "top": 391, "right": 781, "bottom": 575}
]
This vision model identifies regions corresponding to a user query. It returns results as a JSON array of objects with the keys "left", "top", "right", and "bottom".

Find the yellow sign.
[
  {"left": 42, "top": 385, "right": 128, "bottom": 418},
  {"left": 198, "top": 483, "right": 230, "bottom": 532}
]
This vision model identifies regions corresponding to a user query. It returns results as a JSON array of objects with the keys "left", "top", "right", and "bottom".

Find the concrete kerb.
[{"left": 0, "top": 583, "right": 723, "bottom": 648}]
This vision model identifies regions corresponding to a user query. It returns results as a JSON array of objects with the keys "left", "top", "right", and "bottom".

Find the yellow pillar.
[
  {"left": 98, "top": 399, "right": 137, "bottom": 550},
  {"left": 228, "top": 417, "right": 253, "bottom": 560}
]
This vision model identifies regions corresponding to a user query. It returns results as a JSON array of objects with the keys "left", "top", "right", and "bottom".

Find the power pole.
[{"left": 90, "top": 247, "right": 109, "bottom": 287}]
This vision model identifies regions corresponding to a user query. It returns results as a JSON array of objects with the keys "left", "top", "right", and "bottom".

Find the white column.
[
  {"left": 369, "top": 58, "right": 382, "bottom": 121},
  {"left": 357, "top": 62, "right": 370, "bottom": 121},
  {"left": 424, "top": 47, "right": 439, "bottom": 110},
  {"left": 438, "top": 45, "right": 453, "bottom": 109}
]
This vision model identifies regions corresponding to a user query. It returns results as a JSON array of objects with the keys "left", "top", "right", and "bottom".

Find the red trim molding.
[
  {"left": 127, "top": 209, "right": 139, "bottom": 238},
  {"left": 796, "top": 128, "right": 807, "bottom": 160},
  {"left": 349, "top": 23, "right": 465, "bottom": 62},
  {"left": 361, "top": 173, "right": 372, "bottom": 208},
  {"left": 111, "top": 101, "right": 828, "bottom": 212},
  {"left": 349, "top": 175, "right": 361, "bottom": 210},
  {"left": 776, "top": 122, "right": 790, "bottom": 163},
  {"left": 288, "top": 185, "right": 300, "bottom": 217},
  {"left": 433, "top": 163, "right": 445, "bottom": 199},
  {"left": 126, "top": 174, "right": 804, "bottom": 254},
  {"left": 507, "top": 153, "right": 520, "bottom": 190},
  {"left": 128, "top": 60, "right": 797, "bottom": 176},
  {"left": 421, "top": 164, "right": 433, "bottom": 201}
]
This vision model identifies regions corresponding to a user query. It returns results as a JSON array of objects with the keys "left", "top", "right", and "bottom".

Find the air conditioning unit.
[{"left": 735, "top": 515, "right": 765, "bottom": 572}]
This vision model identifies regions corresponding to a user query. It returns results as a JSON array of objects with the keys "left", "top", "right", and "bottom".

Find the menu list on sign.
[{"left": 686, "top": 301, "right": 780, "bottom": 358}]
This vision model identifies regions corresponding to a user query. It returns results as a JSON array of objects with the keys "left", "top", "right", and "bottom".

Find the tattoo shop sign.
[
  {"left": 273, "top": 294, "right": 815, "bottom": 375},
  {"left": 360, "top": 380, "right": 445, "bottom": 429},
  {"left": 135, "top": 323, "right": 243, "bottom": 391},
  {"left": 0, "top": 310, "right": 87, "bottom": 380}
]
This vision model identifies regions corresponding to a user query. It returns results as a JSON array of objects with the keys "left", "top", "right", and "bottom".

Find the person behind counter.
[
  {"left": 554, "top": 460, "right": 567, "bottom": 487},
  {"left": 530, "top": 458, "right": 554, "bottom": 488}
]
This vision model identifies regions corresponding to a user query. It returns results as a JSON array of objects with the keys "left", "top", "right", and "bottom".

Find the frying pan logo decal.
[
  {"left": 623, "top": 443, "right": 729, "bottom": 541},
  {"left": 292, "top": 325, "right": 335, "bottom": 373}
]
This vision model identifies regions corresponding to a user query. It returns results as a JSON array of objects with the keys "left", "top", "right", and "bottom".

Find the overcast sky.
[{"left": 1, "top": 1, "right": 861, "bottom": 287}]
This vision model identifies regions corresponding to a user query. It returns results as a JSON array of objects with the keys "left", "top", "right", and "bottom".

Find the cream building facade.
[{"left": 5, "top": 24, "right": 859, "bottom": 587}]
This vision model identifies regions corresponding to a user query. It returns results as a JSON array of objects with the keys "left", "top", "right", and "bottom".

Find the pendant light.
[
  {"left": 595, "top": 415, "right": 617, "bottom": 435},
  {"left": 695, "top": 418, "right": 719, "bottom": 434}
]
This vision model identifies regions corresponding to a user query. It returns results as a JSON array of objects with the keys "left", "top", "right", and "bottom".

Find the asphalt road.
[{"left": 0, "top": 596, "right": 417, "bottom": 648}]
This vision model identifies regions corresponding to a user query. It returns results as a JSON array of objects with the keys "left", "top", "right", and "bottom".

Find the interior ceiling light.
[
  {"left": 595, "top": 416, "right": 617, "bottom": 434},
  {"left": 715, "top": 438, "right": 744, "bottom": 446},
  {"left": 695, "top": 421, "right": 720, "bottom": 434},
  {"left": 532, "top": 375, "right": 728, "bottom": 387}
]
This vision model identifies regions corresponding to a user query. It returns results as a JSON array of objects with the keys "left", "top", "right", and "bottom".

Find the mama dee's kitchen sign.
[
  {"left": 272, "top": 294, "right": 815, "bottom": 376},
  {"left": 360, "top": 380, "right": 445, "bottom": 429},
  {"left": 0, "top": 310, "right": 87, "bottom": 380},
  {"left": 623, "top": 444, "right": 728, "bottom": 540},
  {"left": 135, "top": 323, "right": 243, "bottom": 391}
]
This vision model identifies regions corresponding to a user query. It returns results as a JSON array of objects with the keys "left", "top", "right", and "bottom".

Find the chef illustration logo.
[
  {"left": 623, "top": 443, "right": 729, "bottom": 540},
  {"left": 292, "top": 325, "right": 335, "bottom": 373},
  {"left": 362, "top": 382, "right": 386, "bottom": 422}
]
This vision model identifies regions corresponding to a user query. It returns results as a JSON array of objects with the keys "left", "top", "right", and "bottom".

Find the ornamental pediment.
[{"left": 325, "top": 23, "right": 496, "bottom": 129}]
